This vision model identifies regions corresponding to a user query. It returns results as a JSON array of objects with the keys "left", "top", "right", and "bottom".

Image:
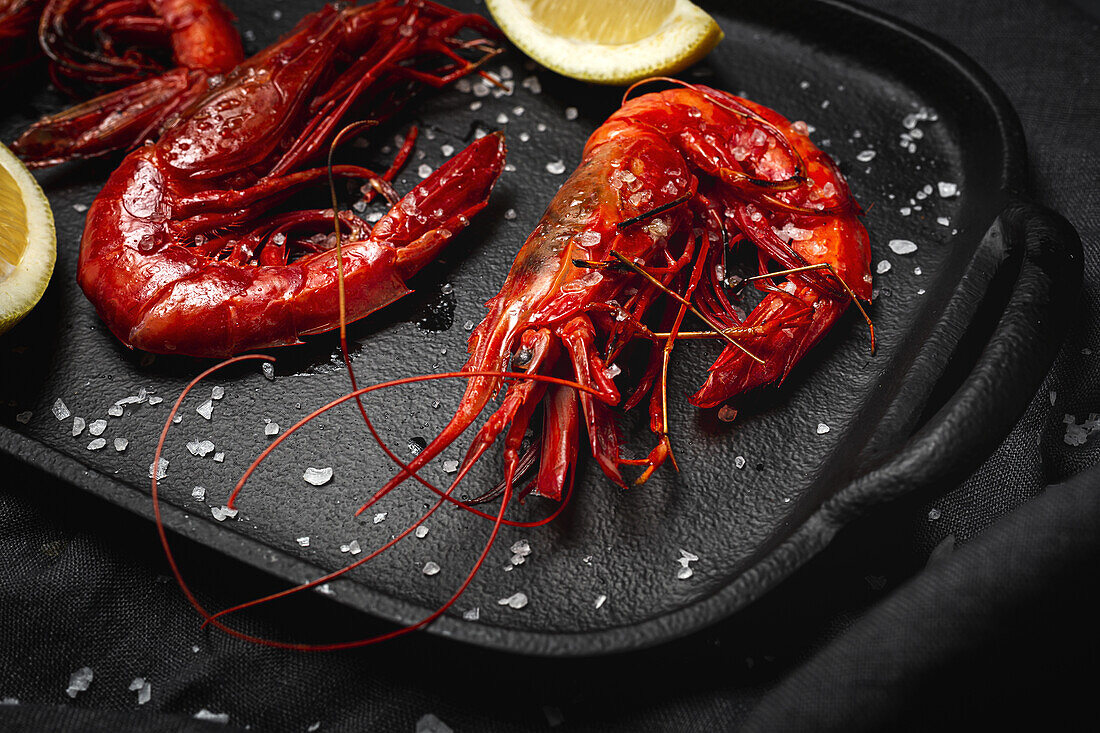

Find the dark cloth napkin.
[{"left": 2, "top": 0, "right": 1098, "bottom": 731}]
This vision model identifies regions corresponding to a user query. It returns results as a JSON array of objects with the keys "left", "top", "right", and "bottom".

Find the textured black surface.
[{"left": 0, "top": 0, "right": 1082, "bottom": 656}]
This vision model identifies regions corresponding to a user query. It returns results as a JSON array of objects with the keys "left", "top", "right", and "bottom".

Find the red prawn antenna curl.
[{"left": 152, "top": 362, "right": 589, "bottom": 650}]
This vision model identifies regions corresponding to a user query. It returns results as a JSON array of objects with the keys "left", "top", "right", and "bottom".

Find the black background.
[{"left": 2, "top": 0, "right": 1098, "bottom": 731}]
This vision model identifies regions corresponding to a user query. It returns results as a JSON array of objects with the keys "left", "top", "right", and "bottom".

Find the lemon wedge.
[
  {"left": 486, "top": 0, "right": 723, "bottom": 85},
  {"left": 0, "top": 142, "right": 56, "bottom": 336}
]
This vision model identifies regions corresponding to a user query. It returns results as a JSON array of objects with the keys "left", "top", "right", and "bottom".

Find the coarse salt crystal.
[
  {"left": 418, "top": 164, "right": 433, "bottom": 179},
  {"left": 734, "top": 456, "right": 746, "bottom": 469},
  {"left": 211, "top": 386, "right": 224, "bottom": 400},
  {"left": 87, "top": 438, "right": 106, "bottom": 451},
  {"left": 72, "top": 416, "right": 85, "bottom": 435},
  {"left": 522, "top": 75, "right": 541, "bottom": 94},
  {"left": 114, "top": 438, "right": 128, "bottom": 452},
  {"left": 191, "top": 486, "right": 206, "bottom": 500},
  {"left": 137, "top": 681, "right": 151, "bottom": 705},
  {"left": 128, "top": 677, "right": 144, "bottom": 691},
  {"left": 422, "top": 561, "right": 440, "bottom": 576},
  {"left": 496, "top": 113, "right": 508, "bottom": 124},
  {"left": 294, "top": 536, "right": 310, "bottom": 548},
  {"left": 261, "top": 362, "right": 275, "bottom": 380},
  {"left": 211, "top": 506, "right": 238, "bottom": 522},
  {"left": 463, "top": 607, "right": 479, "bottom": 621},
  {"left": 511, "top": 539, "right": 531, "bottom": 556},
  {"left": 888, "top": 239, "right": 918, "bottom": 255},
  {"left": 88, "top": 419, "right": 107, "bottom": 436},
  {"left": 303, "top": 466, "right": 333, "bottom": 486},
  {"left": 856, "top": 149, "right": 876, "bottom": 162},
  {"left": 66, "top": 667, "right": 93, "bottom": 697},
  {"left": 564, "top": 106, "right": 578, "bottom": 120},
  {"left": 149, "top": 458, "right": 168, "bottom": 480},
  {"left": 107, "top": 404, "right": 124, "bottom": 417},
  {"left": 937, "top": 181, "right": 958, "bottom": 197},
  {"left": 442, "top": 460, "right": 459, "bottom": 473},
  {"left": 546, "top": 160, "right": 565, "bottom": 175},
  {"left": 52, "top": 399, "right": 70, "bottom": 420},
  {"left": 193, "top": 709, "right": 229, "bottom": 724},
  {"left": 213, "top": 452, "right": 224, "bottom": 463},
  {"left": 677, "top": 566, "right": 694, "bottom": 580},
  {"left": 147, "top": 396, "right": 163, "bottom": 405},
  {"left": 498, "top": 592, "right": 528, "bottom": 609},
  {"left": 504, "top": 208, "right": 517, "bottom": 220},
  {"left": 73, "top": 203, "right": 88, "bottom": 213},
  {"left": 264, "top": 422, "right": 279, "bottom": 436},
  {"left": 196, "top": 400, "right": 213, "bottom": 419},
  {"left": 817, "top": 423, "right": 830, "bottom": 434},
  {"left": 595, "top": 594, "right": 607, "bottom": 609},
  {"left": 876, "top": 260, "right": 892, "bottom": 274}
]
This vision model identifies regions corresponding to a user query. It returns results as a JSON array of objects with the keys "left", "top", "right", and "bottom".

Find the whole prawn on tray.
[{"left": 3, "top": 0, "right": 884, "bottom": 649}]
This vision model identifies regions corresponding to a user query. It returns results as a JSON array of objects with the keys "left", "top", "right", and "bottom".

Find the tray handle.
[{"left": 830, "top": 199, "right": 1083, "bottom": 519}]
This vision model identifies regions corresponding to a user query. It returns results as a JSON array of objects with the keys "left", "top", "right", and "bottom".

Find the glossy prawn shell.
[{"left": 78, "top": 134, "right": 505, "bottom": 357}]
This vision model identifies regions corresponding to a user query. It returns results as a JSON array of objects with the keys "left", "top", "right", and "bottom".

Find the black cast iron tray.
[{"left": 0, "top": 0, "right": 1082, "bottom": 656}]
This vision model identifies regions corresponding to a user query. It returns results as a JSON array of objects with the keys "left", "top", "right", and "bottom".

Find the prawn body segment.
[
  {"left": 380, "top": 82, "right": 871, "bottom": 503},
  {"left": 76, "top": 0, "right": 506, "bottom": 357}
]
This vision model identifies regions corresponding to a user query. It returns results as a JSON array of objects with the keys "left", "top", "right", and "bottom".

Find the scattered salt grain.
[
  {"left": 114, "top": 438, "right": 128, "bottom": 452},
  {"left": 73, "top": 203, "right": 88, "bottom": 213},
  {"left": 213, "top": 452, "right": 224, "bottom": 463},
  {"left": 817, "top": 423, "right": 830, "bottom": 434},
  {"left": 136, "top": 680, "right": 151, "bottom": 705},
  {"left": 937, "top": 216, "right": 950, "bottom": 226},
  {"left": 564, "top": 106, "right": 578, "bottom": 120},
  {"left": 416, "top": 713, "right": 454, "bottom": 733},
  {"left": 937, "top": 181, "right": 958, "bottom": 198},
  {"left": 88, "top": 419, "right": 106, "bottom": 436},
  {"left": 928, "top": 508, "right": 942, "bottom": 521},
  {"left": 511, "top": 539, "right": 531, "bottom": 557},
  {"left": 504, "top": 208, "right": 517, "bottom": 220},
  {"left": 15, "top": 410, "right": 31, "bottom": 424},
  {"left": 348, "top": 540, "right": 361, "bottom": 555},
  {"left": 196, "top": 400, "right": 214, "bottom": 420},
  {"left": 522, "top": 76, "right": 542, "bottom": 94},
  {"left": 734, "top": 456, "right": 746, "bottom": 469},
  {"left": 148, "top": 396, "right": 163, "bottom": 405},
  {"left": 680, "top": 549, "right": 699, "bottom": 563},
  {"left": 917, "top": 289, "right": 926, "bottom": 295},
  {"left": 211, "top": 386, "right": 224, "bottom": 401},
  {"left": 469, "top": 100, "right": 482, "bottom": 111},
  {"left": 308, "top": 724, "right": 321, "bottom": 732},
  {"left": 440, "top": 144, "right": 454, "bottom": 157},
  {"left": 72, "top": 416, "right": 85, "bottom": 436},
  {"left": 442, "top": 460, "right": 459, "bottom": 473},
  {"left": 211, "top": 506, "right": 238, "bottom": 522},
  {"left": 1050, "top": 391, "right": 1057, "bottom": 406},
  {"left": 192, "top": 486, "right": 206, "bottom": 500},
  {"left": 889, "top": 239, "right": 918, "bottom": 255},
  {"left": 914, "top": 266, "right": 923, "bottom": 275},
  {"left": 856, "top": 149, "right": 876, "bottom": 162},
  {"left": 128, "top": 677, "right": 144, "bottom": 692},
  {"left": 66, "top": 667, "right": 93, "bottom": 698},
  {"left": 546, "top": 159, "right": 565, "bottom": 175},
  {"left": 87, "top": 438, "right": 106, "bottom": 451},
  {"left": 595, "top": 594, "right": 607, "bottom": 609},
  {"left": 537, "top": 122, "right": 547, "bottom": 132},
  {"left": 296, "top": 536, "right": 310, "bottom": 547},
  {"left": 496, "top": 113, "right": 508, "bottom": 124},
  {"left": 900, "top": 206, "right": 911, "bottom": 216},
  {"left": 422, "top": 561, "right": 440, "bottom": 576},
  {"left": 149, "top": 458, "right": 168, "bottom": 480},
  {"left": 418, "top": 164, "right": 433, "bottom": 179},
  {"left": 463, "top": 607, "right": 479, "bottom": 621},
  {"left": 303, "top": 466, "right": 333, "bottom": 486},
  {"left": 193, "top": 709, "right": 229, "bottom": 724},
  {"left": 498, "top": 592, "right": 528, "bottom": 609},
  {"left": 876, "top": 260, "right": 892, "bottom": 274},
  {"left": 800, "top": 80, "right": 810, "bottom": 89},
  {"left": 264, "top": 422, "right": 279, "bottom": 436},
  {"left": 677, "top": 567, "right": 694, "bottom": 580},
  {"left": 262, "top": 362, "right": 275, "bottom": 380},
  {"left": 52, "top": 399, "right": 70, "bottom": 421},
  {"left": 107, "top": 404, "right": 124, "bottom": 417},
  {"left": 372, "top": 512, "right": 387, "bottom": 524},
  {"left": 317, "top": 584, "right": 334, "bottom": 596}
]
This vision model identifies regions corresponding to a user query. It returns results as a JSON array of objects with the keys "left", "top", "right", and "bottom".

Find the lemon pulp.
[
  {"left": 526, "top": 0, "right": 674, "bottom": 44},
  {"left": 0, "top": 143, "right": 56, "bottom": 335},
  {"left": 487, "top": 0, "right": 723, "bottom": 85}
]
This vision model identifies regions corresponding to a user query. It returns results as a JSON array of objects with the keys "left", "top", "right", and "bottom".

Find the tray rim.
[{"left": 0, "top": 0, "right": 1042, "bottom": 656}]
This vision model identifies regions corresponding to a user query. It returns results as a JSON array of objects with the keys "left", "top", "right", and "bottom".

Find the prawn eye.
[{"left": 512, "top": 347, "right": 534, "bottom": 370}]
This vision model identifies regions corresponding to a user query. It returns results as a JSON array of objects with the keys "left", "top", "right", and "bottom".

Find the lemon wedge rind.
[
  {"left": 0, "top": 143, "right": 56, "bottom": 336},
  {"left": 487, "top": 0, "right": 724, "bottom": 86}
]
